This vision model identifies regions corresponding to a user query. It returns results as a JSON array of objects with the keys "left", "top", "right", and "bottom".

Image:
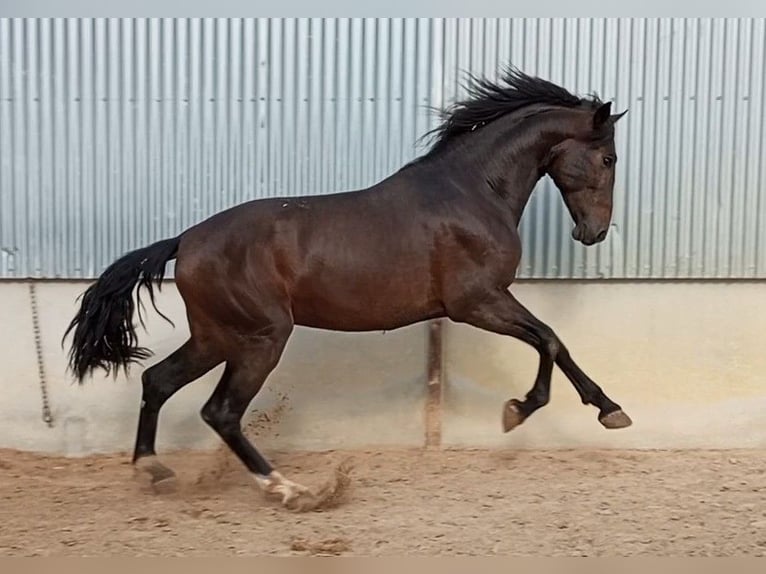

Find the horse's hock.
[{"left": 2, "top": 279, "right": 765, "bottom": 456}]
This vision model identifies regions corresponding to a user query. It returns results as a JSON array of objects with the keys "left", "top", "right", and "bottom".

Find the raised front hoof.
[
  {"left": 502, "top": 399, "right": 526, "bottom": 433},
  {"left": 598, "top": 409, "right": 633, "bottom": 430},
  {"left": 134, "top": 456, "right": 178, "bottom": 494}
]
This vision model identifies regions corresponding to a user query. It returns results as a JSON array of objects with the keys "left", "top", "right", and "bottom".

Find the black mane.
[{"left": 424, "top": 66, "right": 603, "bottom": 155}]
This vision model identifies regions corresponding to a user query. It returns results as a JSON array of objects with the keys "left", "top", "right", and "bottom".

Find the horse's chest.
[{"left": 478, "top": 227, "right": 523, "bottom": 279}]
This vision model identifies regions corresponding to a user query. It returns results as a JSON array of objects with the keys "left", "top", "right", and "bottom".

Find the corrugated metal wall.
[{"left": 1, "top": 18, "right": 765, "bottom": 279}]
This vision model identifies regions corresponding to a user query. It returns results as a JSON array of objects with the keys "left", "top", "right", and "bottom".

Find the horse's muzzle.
[{"left": 572, "top": 223, "right": 608, "bottom": 246}]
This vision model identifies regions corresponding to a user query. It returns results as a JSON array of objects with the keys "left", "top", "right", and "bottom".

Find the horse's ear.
[
  {"left": 592, "top": 102, "right": 612, "bottom": 129},
  {"left": 610, "top": 109, "right": 628, "bottom": 124}
]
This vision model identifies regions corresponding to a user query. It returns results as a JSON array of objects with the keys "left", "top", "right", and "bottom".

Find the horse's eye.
[{"left": 603, "top": 156, "right": 614, "bottom": 167}]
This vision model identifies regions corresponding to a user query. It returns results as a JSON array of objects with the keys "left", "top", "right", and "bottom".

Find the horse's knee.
[
  {"left": 544, "top": 337, "right": 560, "bottom": 359},
  {"left": 533, "top": 325, "right": 561, "bottom": 360}
]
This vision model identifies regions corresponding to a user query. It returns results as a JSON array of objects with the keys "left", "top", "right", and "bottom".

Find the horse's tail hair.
[{"left": 62, "top": 236, "right": 181, "bottom": 383}]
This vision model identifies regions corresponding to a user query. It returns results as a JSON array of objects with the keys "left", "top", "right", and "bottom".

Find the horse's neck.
[
  {"left": 493, "top": 157, "right": 546, "bottom": 227},
  {"left": 482, "top": 122, "right": 566, "bottom": 226},
  {"left": 482, "top": 113, "right": 574, "bottom": 227},
  {"left": 414, "top": 107, "right": 584, "bottom": 227}
]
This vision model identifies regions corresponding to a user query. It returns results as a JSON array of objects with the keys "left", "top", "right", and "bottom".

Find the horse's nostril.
[{"left": 596, "top": 228, "right": 608, "bottom": 242}]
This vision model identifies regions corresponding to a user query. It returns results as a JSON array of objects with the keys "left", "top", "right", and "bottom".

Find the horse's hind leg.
[
  {"left": 200, "top": 321, "right": 311, "bottom": 508},
  {"left": 133, "top": 338, "right": 220, "bottom": 485}
]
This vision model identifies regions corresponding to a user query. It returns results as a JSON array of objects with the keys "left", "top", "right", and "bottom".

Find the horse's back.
[{"left": 173, "top": 180, "right": 454, "bottom": 330}]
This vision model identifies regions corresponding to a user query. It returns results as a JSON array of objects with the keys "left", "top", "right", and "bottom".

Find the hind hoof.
[
  {"left": 502, "top": 399, "right": 526, "bottom": 433},
  {"left": 254, "top": 471, "right": 314, "bottom": 509},
  {"left": 599, "top": 409, "right": 633, "bottom": 430},
  {"left": 135, "top": 456, "right": 178, "bottom": 493}
]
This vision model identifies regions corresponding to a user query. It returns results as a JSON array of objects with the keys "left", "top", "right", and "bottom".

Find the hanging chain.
[{"left": 29, "top": 283, "right": 53, "bottom": 428}]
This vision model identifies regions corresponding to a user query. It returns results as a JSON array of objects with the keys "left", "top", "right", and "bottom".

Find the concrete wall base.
[{"left": 1, "top": 280, "right": 764, "bottom": 455}]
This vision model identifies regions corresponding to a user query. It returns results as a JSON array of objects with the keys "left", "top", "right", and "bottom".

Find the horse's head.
[{"left": 544, "top": 102, "right": 627, "bottom": 246}]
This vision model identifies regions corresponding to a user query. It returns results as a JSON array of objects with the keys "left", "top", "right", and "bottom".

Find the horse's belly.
[{"left": 289, "top": 270, "right": 442, "bottom": 332}]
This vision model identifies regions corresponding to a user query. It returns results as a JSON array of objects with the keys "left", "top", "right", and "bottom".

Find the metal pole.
[{"left": 425, "top": 319, "right": 443, "bottom": 448}]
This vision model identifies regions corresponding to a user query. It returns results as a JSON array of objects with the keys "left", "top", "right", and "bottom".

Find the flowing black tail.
[{"left": 63, "top": 237, "right": 181, "bottom": 382}]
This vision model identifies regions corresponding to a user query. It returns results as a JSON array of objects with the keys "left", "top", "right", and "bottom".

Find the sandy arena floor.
[{"left": 1, "top": 446, "right": 766, "bottom": 556}]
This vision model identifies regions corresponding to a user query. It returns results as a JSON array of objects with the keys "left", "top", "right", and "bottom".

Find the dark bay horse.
[{"left": 65, "top": 67, "right": 630, "bottom": 508}]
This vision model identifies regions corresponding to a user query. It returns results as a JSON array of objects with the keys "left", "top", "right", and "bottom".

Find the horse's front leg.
[{"left": 449, "top": 288, "right": 632, "bottom": 432}]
